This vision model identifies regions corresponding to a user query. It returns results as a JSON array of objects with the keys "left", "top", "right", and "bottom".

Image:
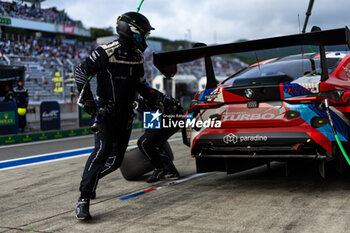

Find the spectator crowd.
[
  {"left": 0, "top": 0, "right": 81, "bottom": 26},
  {"left": 0, "top": 37, "right": 247, "bottom": 81},
  {"left": 0, "top": 1, "right": 247, "bottom": 79},
  {"left": 0, "top": 38, "right": 95, "bottom": 63},
  {"left": 143, "top": 50, "right": 247, "bottom": 81}
]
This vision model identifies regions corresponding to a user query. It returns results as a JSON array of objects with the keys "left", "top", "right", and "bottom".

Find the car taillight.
[
  {"left": 284, "top": 96, "right": 320, "bottom": 104},
  {"left": 187, "top": 102, "right": 223, "bottom": 113},
  {"left": 321, "top": 91, "right": 350, "bottom": 106},
  {"left": 332, "top": 91, "right": 350, "bottom": 105}
]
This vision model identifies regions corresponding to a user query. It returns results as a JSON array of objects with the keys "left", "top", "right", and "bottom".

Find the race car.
[{"left": 153, "top": 27, "right": 350, "bottom": 176}]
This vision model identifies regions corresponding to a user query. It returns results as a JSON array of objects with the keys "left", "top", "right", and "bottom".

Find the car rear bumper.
[
  {"left": 192, "top": 132, "right": 328, "bottom": 158},
  {"left": 194, "top": 153, "right": 326, "bottom": 159}
]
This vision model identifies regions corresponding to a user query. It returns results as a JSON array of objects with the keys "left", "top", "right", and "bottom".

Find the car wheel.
[{"left": 120, "top": 141, "right": 174, "bottom": 180}]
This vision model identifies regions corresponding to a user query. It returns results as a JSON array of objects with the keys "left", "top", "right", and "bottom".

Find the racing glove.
[
  {"left": 162, "top": 96, "right": 182, "bottom": 115},
  {"left": 155, "top": 101, "right": 165, "bottom": 113},
  {"left": 83, "top": 100, "right": 97, "bottom": 117}
]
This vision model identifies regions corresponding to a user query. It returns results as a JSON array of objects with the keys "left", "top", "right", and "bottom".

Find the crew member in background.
[
  {"left": 3, "top": 85, "right": 14, "bottom": 102},
  {"left": 94, "top": 92, "right": 182, "bottom": 185},
  {"left": 74, "top": 12, "right": 156, "bottom": 221},
  {"left": 135, "top": 92, "right": 182, "bottom": 183},
  {"left": 14, "top": 80, "right": 29, "bottom": 132}
]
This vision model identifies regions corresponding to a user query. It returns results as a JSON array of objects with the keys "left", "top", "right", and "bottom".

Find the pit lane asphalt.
[
  {"left": 0, "top": 129, "right": 145, "bottom": 161},
  {"left": 1, "top": 130, "right": 350, "bottom": 233}
]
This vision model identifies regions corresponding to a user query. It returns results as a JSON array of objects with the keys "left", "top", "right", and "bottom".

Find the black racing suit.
[
  {"left": 136, "top": 92, "right": 183, "bottom": 171},
  {"left": 14, "top": 86, "right": 29, "bottom": 130},
  {"left": 74, "top": 38, "right": 157, "bottom": 198}
]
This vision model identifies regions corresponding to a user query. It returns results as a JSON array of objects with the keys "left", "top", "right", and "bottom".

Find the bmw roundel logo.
[{"left": 245, "top": 89, "right": 254, "bottom": 99}]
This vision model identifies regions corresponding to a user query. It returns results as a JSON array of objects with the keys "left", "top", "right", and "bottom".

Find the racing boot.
[
  {"left": 146, "top": 168, "right": 164, "bottom": 183},
  {"left": 76, "top": 197, "right": 92, "bottom": 220},
  {"left": 162, "top": 167, "right": 180, "bottom": 180},
  {"left": 90, "top": 192, "right": 96, "bottom": 200},
  {"left": 160, "top": 154, "right": 180, "bottom": 180}
]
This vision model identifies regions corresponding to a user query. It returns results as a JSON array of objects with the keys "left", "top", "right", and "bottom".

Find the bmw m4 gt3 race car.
[{"left": 153, "top": 27, "right": 350, "bottom": 176}]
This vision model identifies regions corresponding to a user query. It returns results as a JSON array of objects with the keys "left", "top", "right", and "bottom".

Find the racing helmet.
[{"left": 116, "top": 12, "right": 154, "bottom": 52}]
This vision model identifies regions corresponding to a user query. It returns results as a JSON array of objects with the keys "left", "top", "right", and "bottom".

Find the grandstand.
[
  {"left": 0, "top": 0, "right": 247, "bottom": 104},
  {"left": 0, "top": 0, "right": 94, "bottom": 103},
  {"left": 0, "top": 0, "right": 249, "bottom": 132}
]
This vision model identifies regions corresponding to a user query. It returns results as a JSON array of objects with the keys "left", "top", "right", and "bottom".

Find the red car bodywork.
[{"left": 154, "top": 28, "right": 350, "bottom": 174}]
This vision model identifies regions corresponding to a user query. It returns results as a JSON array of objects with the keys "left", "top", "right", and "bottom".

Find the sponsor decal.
[
  {"left": 0, "top": 128, "right": 94, "bottom": 145},
  {"left": 42, "top": 110, "right": 59, "bottom": 121},
  {"left": 63, "top": 25, "right": 75, "bottom": 34},
  {"left": 5, "top": 136, "right": 15, "bottom": 143},
  {"left": 23, "top": 135, "right": 32, "bottom": 142},
  {"left": 223, "top": 133, "right": 238, "bottom": 144},
  {"left": 283, "top": 83, "right": 319, "bottom": 96},
  {"left": 39, "top": 133, "right": 48, "bottom": 140},
  {"left": 223, "top": 133, "right": 268, "bottom": 144},
  {"left": 68, "top": 130, "right": 77, "bottom": 137},
  {"left": 0, "top": 17, "right": 11, "bottom": 25},
  {"left": 52, "top": 72, "right": 63, "bottom": 93},
  {"left": 130, "top": 24, "right": 139, "bottom": 34},
  {"left": 204, "top": 90, "right": 221, "bottom": 99},
  {"left": 286, "top": 87, "right": 317, "bottom": 94},
  {"left": 222, "top": 107, "right": 286, "bottom": 121},
  {"left": 0, "top": 111, "right": 15, "bottom": 126},
  {"left": 245, "top": 89, "right": 254, "bottom": 99}
]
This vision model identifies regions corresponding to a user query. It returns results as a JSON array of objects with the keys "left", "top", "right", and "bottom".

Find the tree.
[{"left": 90, "top": 27, "right": 114, "bottom": 41}]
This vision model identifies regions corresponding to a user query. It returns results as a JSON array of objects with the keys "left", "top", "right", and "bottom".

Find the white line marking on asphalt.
[
  {"left": 119, "top": 173, "right": 209, "bottom": 200},
  {"left": 0, "top": 136, "right": 182, "bottom": 171},
  {"left": 0, "top": 153, "right": 91, "bottom": 171},
  {"left": 156, "top": 173, "right": 209, "bottom": 190},
  {"left": 0, "top": 128, "right": 145, "bottom": 149}
]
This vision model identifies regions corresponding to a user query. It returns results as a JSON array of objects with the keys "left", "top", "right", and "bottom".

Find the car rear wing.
[{"left": 153, "top": 27, "right": 350, "bottom": 89}]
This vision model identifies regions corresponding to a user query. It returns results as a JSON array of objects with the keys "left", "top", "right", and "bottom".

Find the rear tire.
[
  {"left": 120, "top": 141, "right": 174, "bottom": 180},
  {"left": 334, "top": 157, "right": 348, "bottom": 174}
]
